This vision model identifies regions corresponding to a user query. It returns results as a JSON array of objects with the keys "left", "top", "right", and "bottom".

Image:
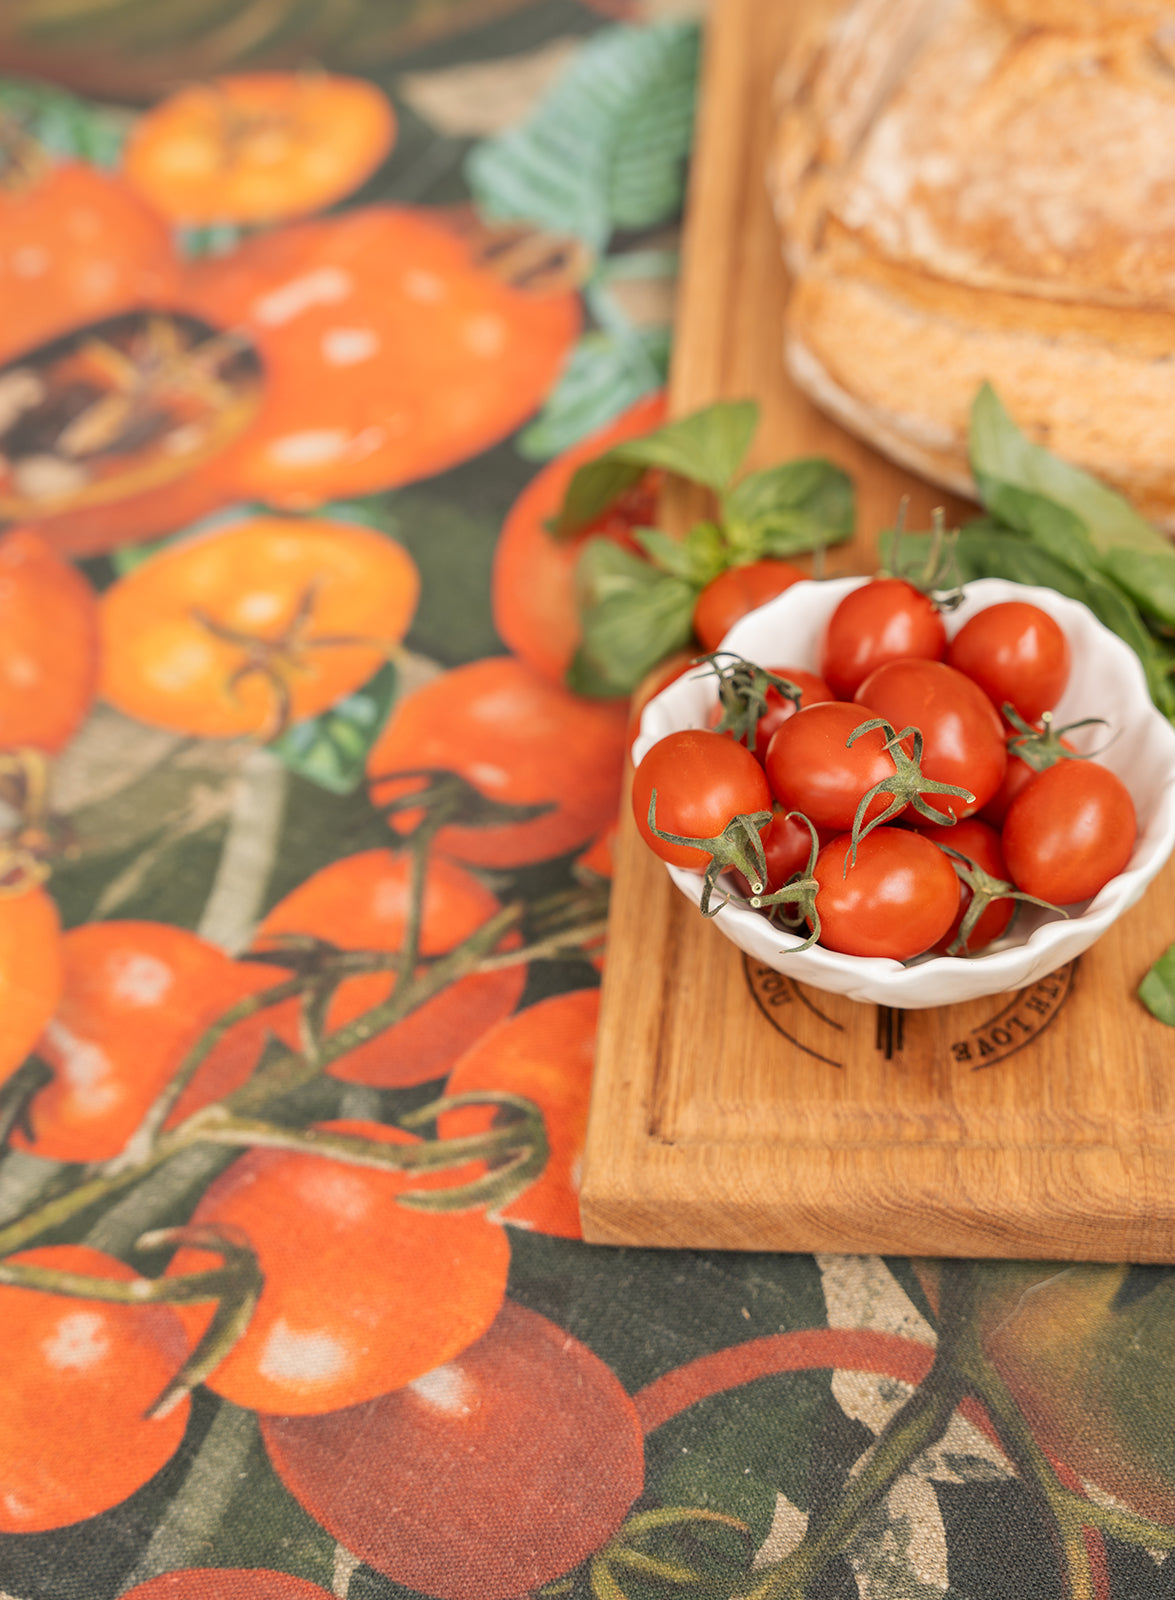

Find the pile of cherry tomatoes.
[{"left": 633, "top": 577, "right": 1139, "bottom": 963}]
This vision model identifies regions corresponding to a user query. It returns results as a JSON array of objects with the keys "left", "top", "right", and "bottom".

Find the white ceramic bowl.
[{"left": 633, "top": 577, "right": 1175, "bottom": 1008}]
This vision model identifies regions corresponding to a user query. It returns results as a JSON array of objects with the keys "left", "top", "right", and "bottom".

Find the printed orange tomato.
[
  {"left": 98, "top": 516, "right": 419, "bottom": 738},
  {"left": 368, "top": 656, "right": 628, "bottom": 867},
  {"left": 0, "top": 884, "right": 62, "bottom": 1089},
  {"left": 0, "top": 527, "right": 99, "bottom": 753},
  {"left": 261, "top": 1300, "right": 645, "bottom": 1600},
  {"left": 169, "top": 1120, "right": 511, "bottom": 1415},
  {"left": 692, "top": 559, "right": 806, "bottom": 654},
  {"left": 438, "top": 989, "right": 599, "bottom": 1238},
  {"left": 123, "top": 74, "right": 396, "bottom": 226},
  {"left": 183, "top": 206, "right": 581, "bottom": 506},
  {"left": 247, "top": 849, "right": 526, "bottom": 1088},
  {"left": 0, "top": 1244, "right": 191, "bottom": 1533},
  {"left": 12, "top": 920, "right": 280, "bottom": 1164},
  {"left": 123, "top": 1573, "right": 333, "bottom": 1600},
  {"left": 0, "top": 162, "right": 179, "bottom": 364},
  {"left": 492, "top": 391, "right": 666, "bottom": 683}
]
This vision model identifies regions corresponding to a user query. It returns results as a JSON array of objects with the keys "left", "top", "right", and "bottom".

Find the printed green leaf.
[
  {"left": 270, "top": 661, "right": 398, "bottom": 794},
  {"left": 722, "top": 458, "right": 855, "bottom": 557},
  {"left": 0, "top": 76, "right": 130, "bottom": 167},
  {"left": 518, "top": 324, "right": 670, "bottom": 462},
  {"left": 466, "top": 22, "right": 700, "bottom": 252},
  {"left": 555, "top": 398, "right": 758, "bottom": 531},
  {"left": 1139, "top": 942, "right": 1175, "bottom": 1026},
  {"left": 568, "top": 537, "right": 695, "bottom": 696}
]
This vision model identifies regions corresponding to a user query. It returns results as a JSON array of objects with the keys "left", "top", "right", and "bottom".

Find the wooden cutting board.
[{"left": 578, "top": 0, "right": 1175, "bottom": 1263}]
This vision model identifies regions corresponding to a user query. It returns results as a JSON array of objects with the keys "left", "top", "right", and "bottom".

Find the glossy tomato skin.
[
  {"left": 947, "top": 601, "right": 1070, "bottom": 724},
  {"left": 855, "top": 658, "right": 1007, "bottom": 820},
  {"left": 493, "top": 391, "right": 666, "bottom": 684},
  {"left": 1001, "top": 761, "right": 1136, "bottom": 904},
  {"left": 0, "top": 1244, "right": 191, "bottom": 1533},
  {"left": 13, "top": 921, "right": 279, "bottom": 1163},
  {"left": 0, "top": 529, "right": 99, "bottom": 753},
  {"left": 813, "top": 827, "right": 960, "bottom": 960},
  {"left": 438, "top": 989, "right": 599, "bottom": 1239},
  {"left": 260, "top": 1300, "right": 645, "bottom": 1600},
  {"left": 246, "top": 850, "right": 526, "bottom": 1089},
  {"left": 693, "top": 559, "right": 806, "bottom": 653},
  {"left": 764, "top": 700, "right": 904, "bottom": 833},
  {"left": 368, "top": 656, "right": 628, "bottom": 868},
  {"left": 632, "top": 728, "right": 771, "bottom": 871},
  {"left": 980, "top": 732, "right": 1079, "bottom": 827},
  {"left": 168, "top": 1120, "right": 510, "bottom": 1415},
  {"left": 820, "top": 578, "right": 946, "bottom": 700},
  {"left": 915, "top": 817, "right": 1014, "bottom": 952},
  {"left": 707, "top": 665, "right": 835, "bottom": 757}
]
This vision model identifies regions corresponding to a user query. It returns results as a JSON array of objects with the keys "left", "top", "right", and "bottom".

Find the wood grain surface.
[{"left": 578, "top": 0, "right": 1175, "bottom": 1263}]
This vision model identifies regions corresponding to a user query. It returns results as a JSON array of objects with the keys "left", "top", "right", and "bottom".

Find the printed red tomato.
[
  {"left": 813, "top": 826, "right": 960, "bottom": 959},
  {"left": 261, "top": 1300, "right": 645, "bottom": 1600},
  {"left": 764, "top": 700, "right": 905, "bottom": 833},
  {"left": 0, "top": 528, "right": 99, "bottom": 753},
  {"left": 708, "top": 664, "right": 835, "bottom": 755},
  {"left": 626, "top": 648, "right": 698, "bottom": 753},
  {"left": 0, "top": 884, "right": 62, "bottom": 1088},
  {"left": 123, "top": 1573, "right": 332, "bottom": 1600},
  {"left": 0, "top": 1244, "right": 190, "bottom": 1533},
  {"left": 13, "top": 921, "right": 279, "bottom": 1163},
  {"left": 820, "top": 578, "right": 946, "bottom": 700},
  {"left": 632, "top": 729, "right": 771, "bottom": 871},
  {"left": 183, "top": 206, "right": 581, "bottom": 505},
  {"left": 124, "top": 74, "right": 396, "bottom": 226},
  {"left": 368, "top": 656, "right": 628, "bottom": 868},
  {"left": 247, "top": 850, "right": 526, "bottom": 1089},
  {"left": 1001, "top": 761, "right": 1137, "bottom": 905},
  {"left": 169, "top": 1120, "right": 510, "bottom": 1415},
  {"left": 493, "top": 391, "right": 667, "bottom": 683},
  {"left": 855, "top": 658, "right": 1006, "bottom": 820},
  {"left": 0, "top": 162, "right": 179, "bottom": 365},
  {"left": 438, "top": 989, "right": 598, "bottom": 1239},
  {"left": 947, "top": 601, "right": 1070, "bottom": 724},
  {"left": 693, "top": 559, "right": 806, "bottom": 653},
  {"left": 915, "top": 817, "right": 1015, "bottom": 952},
  {"left": 98, "top": 515, "right": 419, "bottom": 738},
  {"left": 728, "top": 807, "right": 825, "bottom": 899}
]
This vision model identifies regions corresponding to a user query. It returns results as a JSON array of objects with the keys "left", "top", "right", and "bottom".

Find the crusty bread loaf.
[{"left": 771, "top": 0, "right": 1175, "bottom": 524}]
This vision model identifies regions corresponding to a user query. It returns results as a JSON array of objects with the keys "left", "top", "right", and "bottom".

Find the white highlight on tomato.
[
  {"left": 266, "top": 430, "right": 350, "bottom": 467},
  {"left": 42, "top": 1310, "right": 109, "bottom": 1373},
  {"left": 109, "top": 952, "right": 174, "bottom": 1007},
  {"left": 401, "top": 268, "right": 446, "bottom": 303},
  {"left": 321, "top": 327, "right": 380, "bottom": 366},
  {"left": 254, "top": 267, "right": 353, "bottom": 327},
  {"left": 407, "top": 1360, "right": 477, "bottom": 1418},
  {"left": 464, "top": 313, "right": 507, "bottom": 357},
  {"left": 258, "top": 1319, "right": 349, "bottom": 1385},
  {"left": 43, "top": 1020, "right": 118, "bottom": 1115}
]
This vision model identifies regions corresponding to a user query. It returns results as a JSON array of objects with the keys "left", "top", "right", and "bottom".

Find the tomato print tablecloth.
[{"left": 1, "top": 5, "right": 1174, "bottom": 1599}]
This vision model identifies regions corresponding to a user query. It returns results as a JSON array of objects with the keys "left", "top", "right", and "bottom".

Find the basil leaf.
[
  {"left": 518, "top": 326, "right": 670, "bottom": 463},
  {"left": 635, "top": 521, "right": 725, "bottom": 585},
  {"left": 555, "top": 399, "right": 759, "bottom": 533},
  {"left": 722, "top": 458, "right": 854, "bottom": 557},
  {"left": 970, "top": 383, "right": 1170, "bottom": 557},
  {"left": 570, "top": 537, "right": 696, "bottom": 695},
  {"left": 1139, "top": 942, "right": 1175, "bottom": 1026},
  {"left": 1098, "top": 547, "right": 1175, "bottom": 631}
]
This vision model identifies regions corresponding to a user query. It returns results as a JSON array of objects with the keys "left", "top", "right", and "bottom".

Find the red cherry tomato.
[
  {"left": 707, "top": 664, "right": 836, "bottom": 755},
  {"left": 855, "top": 658, "right": 1007, "bottom": 820},
  {"left": 0, "top": 1244, "right": 190, "bottom": 1533},
  {"left": 693, "top": 559, "right": 806, "bottom": 653},
  {"left": 632, "top": 729, "right": 771, "bottom": 871},
  {"left": 764, "top": 700, "right": 905, "bottom": 833},
  {"left": 1001, "top": 762, "right": 1137, "bottom": 905},
  {"left": 438, "top": 989, "right": 598, "bottom": 1239},
  {"left": 493, "top": 391, "right": 666, "bottom": 684},
  {"left": 820, "top": 578, "right": 946, "bottom": 700},
  {"left": 980, "top": 731, "right": 1080, "bottom": 827},
  {"left": 246, "top": 850, "right": 527, "bottom": 1089},
  {"left": 915, "top": 816, "right": 1015, "bottom": 952},
  {"left": 168, "top": 1120, "right": 510, "bottom": 1415},
  {"left": 947, "top": 601, "right": 1070, "bottom": 724},
  {"left": 812, "top": 826, "right": 960, "bottom": 960},
  {"left": 367, "top": 656, "right": 628, "bottom": 868},
  {"left": 260, "top": 1300, "right": 645, "bottom": 1600}
]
